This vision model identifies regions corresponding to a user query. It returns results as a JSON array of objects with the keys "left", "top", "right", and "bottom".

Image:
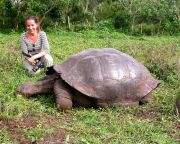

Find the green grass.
[{"left": 0, "top": 29, "right": 179, "bottom": 143}]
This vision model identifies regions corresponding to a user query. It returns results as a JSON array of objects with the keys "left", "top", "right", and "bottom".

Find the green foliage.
[
  {"left": 95, "top": 0, "right": 114, "bottom": 21},
  {"left": 132, "top": 23, "right": 159, "bottom": 36},
  {"left": 0, "top": 0, "right": 180, "bottom": 35},
  {"left": 0, "top": 128, "right": 12, "bottom": 143},
  {"left": 142, "top": 40, "right": 179, "bottom": 85},
  {"left": 113, "top": 11, "right": 131, "bottom": 31}
]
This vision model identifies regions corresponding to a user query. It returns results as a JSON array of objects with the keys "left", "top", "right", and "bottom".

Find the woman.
[{"left": 20, "top": 16, "right": 53, "bottom": 75}]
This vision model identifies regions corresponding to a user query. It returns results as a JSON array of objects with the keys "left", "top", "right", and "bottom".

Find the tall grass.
[{"left": 0, "top": 30, "right": 179, "bottom": 143}]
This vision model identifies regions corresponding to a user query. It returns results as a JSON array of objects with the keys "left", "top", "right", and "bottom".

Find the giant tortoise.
[{"left": 17, "top": 48, "right": 160, "bottom": 110}]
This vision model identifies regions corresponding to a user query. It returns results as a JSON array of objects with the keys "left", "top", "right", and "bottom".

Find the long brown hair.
[{"left": 26, "top": 16, "right": 41, "bottom": 32}]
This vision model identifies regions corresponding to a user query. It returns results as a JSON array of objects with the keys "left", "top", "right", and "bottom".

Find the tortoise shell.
[{"left": 54, "top": 48, "right": 159, "bottom": 102}]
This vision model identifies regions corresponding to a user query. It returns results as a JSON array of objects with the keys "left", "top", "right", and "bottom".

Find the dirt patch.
[
  {"left": 0, "top": 117, "right": 36, "bottom": 143},
  {"left": 171, "top": 122, "right": 180, "bottom": 141},
  {"left": 35, "top": 128, "right": 67, "bottom": 144},
  {"left": 0, "top": 113, "right": 74, "bottom": 143},
  {"left": 136, "top": 108, "right": 180, "bottom": 141},
  {"left": 135, "top": 108, "right": 161, "bottom": 120},
  {"left": 174, "top": 121, "right": 180, "bottom": 130}
]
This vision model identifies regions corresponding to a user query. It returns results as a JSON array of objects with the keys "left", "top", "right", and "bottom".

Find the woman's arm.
[
  {"left": 20, "top": 34, "right": 29, "bottom": 55},
  {"left": 30, "top": 31, "right": 50, "bottom": 61},
  {"left": 20, "top": 34, "right": 36, "bottom": 65},
  {"left": 41, "top": 31, "right": 50, "bottom": 54},
  {"left": 31, "top": 51, "right": 46, "bottom": 60}
]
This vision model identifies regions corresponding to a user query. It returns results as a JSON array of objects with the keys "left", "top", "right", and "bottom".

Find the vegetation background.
[
  {"left": 0, "top": 0, "right": 179, "bottom": 143},
  {"left": 1, "top": 0, "right": 180, "bottom": 35}
]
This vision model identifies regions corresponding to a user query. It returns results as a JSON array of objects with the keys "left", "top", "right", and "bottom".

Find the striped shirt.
[{"left": 20, "top": 31, "right": 50, "bottom": 56}]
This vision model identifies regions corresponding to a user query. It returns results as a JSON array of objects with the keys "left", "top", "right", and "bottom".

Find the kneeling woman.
[{"left": 20, "top": 16, "right": 53, "bottom": 75}]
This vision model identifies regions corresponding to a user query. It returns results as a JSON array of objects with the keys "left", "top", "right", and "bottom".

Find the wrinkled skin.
[
  {"left": 16, "top": 74, "right": 58, "bottom": 97},
  {"left": 16, "top": 48, "right": 160, "bottom": 110}
]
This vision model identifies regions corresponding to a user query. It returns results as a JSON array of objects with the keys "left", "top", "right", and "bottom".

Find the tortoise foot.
[{"left": 56, "top": 97, "right": 73, "bottom": 110}]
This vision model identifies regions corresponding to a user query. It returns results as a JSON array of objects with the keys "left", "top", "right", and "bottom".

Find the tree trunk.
[
  {"left": 141, "top": 23, "right": 143, "bottom": 34},
  {"left": 131, "top": 16, "right": 136, "bottom": 32},
  {"left": 39, "top": 5, "right": 55, "bottom": 25},
  {"left": 67, "top": 16, "right": 71, "bottom": 29},
  {"left": 15, "top": 5, "right": 21, "bottom": 31},
  {"left": 84, "top": 0, "right": 89, "bottom": 14}
]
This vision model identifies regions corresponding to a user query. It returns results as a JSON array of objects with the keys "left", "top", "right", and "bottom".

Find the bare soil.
[
  {"left": 0, "top": 117, "right": 36, "bottom": 143},
  {"left": 35, "top": 128, "right": 67, "bottom": 144},
  {"left": 0, "top": 114, "right": 72, "bottom": 144},
  {"left": 0, "top": 109, "right": 179, "bottom": 143},
  {"left": 135, "top": 107, "right": 162, "bottom": 120}
]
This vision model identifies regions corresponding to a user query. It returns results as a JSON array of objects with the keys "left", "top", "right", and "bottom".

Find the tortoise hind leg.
[
  {"left": 54, "top": 79, "right": 73, "bottom": 110},
  {"left": 73, "top": 92, "right": 97, "bottom": 108}
]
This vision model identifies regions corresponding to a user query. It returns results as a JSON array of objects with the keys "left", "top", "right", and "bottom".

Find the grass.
[{"left": 0, "top": 29, "right": 179, "bottom": 143}]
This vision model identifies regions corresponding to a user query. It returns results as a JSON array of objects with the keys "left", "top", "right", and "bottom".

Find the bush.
[
  {"left": 112, "top": 12, "right": 130, "bottom": 32},
  {"left": 161, "top": 17, "right": 180, "bottom": 34},
  {"left": 143, "top": 46, "right": 179, "bottom": 85},
  {"left": 132, "top": 23, "right": 160, "bottom": 36}
]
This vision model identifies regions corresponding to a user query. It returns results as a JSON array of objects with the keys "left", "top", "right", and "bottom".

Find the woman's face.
[{"left": 26, "top": 19, "right": 38, "bottom": 35}]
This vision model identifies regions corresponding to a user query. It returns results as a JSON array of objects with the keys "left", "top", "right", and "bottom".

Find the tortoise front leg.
[
  {"left": 16, "top": 74, "right": 58, "bottom": 97},
  {"left": 54, "top": 79, "right": 73, "bottom": 110}
]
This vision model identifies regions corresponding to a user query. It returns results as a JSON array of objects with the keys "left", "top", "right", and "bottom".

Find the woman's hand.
[
  {"left": 25, "top": 51, "right": 46, "bottom": 65},
  {"left": 27, "top": 57, "right": 36, "bottom": 65}
]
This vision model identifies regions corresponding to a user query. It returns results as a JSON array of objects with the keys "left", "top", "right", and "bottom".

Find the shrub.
[
  {"left": 113, "top": 12, "right": 131, "bottom": 32},
  {"left": 132, "top": 23, "right": 158, "bottom": 36},
  {"left": 143, "top": 46, "right": 179, "bottom": 85}
]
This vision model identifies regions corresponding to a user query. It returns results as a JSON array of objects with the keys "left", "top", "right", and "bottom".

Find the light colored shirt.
[{"left": 20, "top": 31, "right": 50, "bottom": 56}]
